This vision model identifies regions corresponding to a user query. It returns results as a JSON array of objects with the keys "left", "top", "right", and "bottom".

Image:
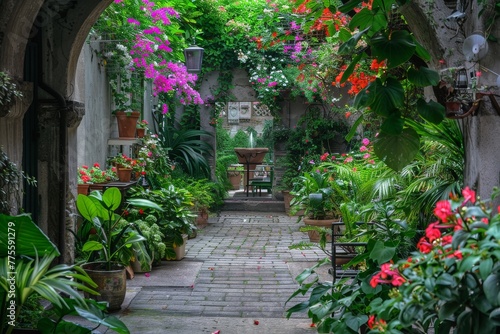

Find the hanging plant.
[{"left": 0, "top": 71, "right": 23, "bottom": 117}]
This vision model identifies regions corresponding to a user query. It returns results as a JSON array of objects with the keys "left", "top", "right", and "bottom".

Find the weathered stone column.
[{"left": 38, "top": 100, "right": 84, "bottom": 264}]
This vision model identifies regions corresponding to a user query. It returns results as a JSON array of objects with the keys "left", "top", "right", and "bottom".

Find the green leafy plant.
[
  {"left": 0, "top": 71, "right": 23, "bottom": 116},
  {"left": 133, "top": 214, "right": 166, "bottom": 264},
  {"left": 285, "top": 201, "right": 415, "bottom": 333},
  {"left": 368, "top": 187, "right": 500, "bottom": 333},
  {"left": 0, "top": 147, "right": 36, "bottom": 214},
  {"left": 290, "top": 171, "right": 347, "bottom": 220},
  {"left": 76, "top": 187, "right": 162, "bottom": 271},
  {"left": 157, "top": 124, "right": 213, "bottom": 178},
  {"left": 127, "top": 183, "right": 196, "bottom": 260},
  {"left": 0, "top": 213, "right": 129, "bottom": 334}
]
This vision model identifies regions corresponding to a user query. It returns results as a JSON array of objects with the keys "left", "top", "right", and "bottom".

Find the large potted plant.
[
  {"left": 76, "top": 187, "right": 162, "bottom": 311},
  {"left": 104, "top": 43, "right": 142, "bottom": 139},
  {"left": 290, "top": 170, "right": 348, "bottom": 242},
  {"left": 0, "top": 213, "right": 130, "bottom": 334},
  {"left": 226, "top": 164, "right": 244, "bottom": 190},
  {"left": 127, "top": 183, "right": 196, "bottom": 261}
]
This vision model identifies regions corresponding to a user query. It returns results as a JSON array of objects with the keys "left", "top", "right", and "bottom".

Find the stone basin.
[
  {"left": 234, "top": 148, "right": 269, "bottom": 196},
  {"left": 234, "top": 148, "right": 269, "bottom": 164}
]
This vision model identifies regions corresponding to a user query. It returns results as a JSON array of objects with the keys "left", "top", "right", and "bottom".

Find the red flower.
[
  {"left": 368, "top": 315, "right": 376, "bottom": 329},
  {"left": 462, "top": 186, "right": 476, "bottom": 204},
  {"left": 93, "top": 162, "right": 100, "bottom": 168},
  {"left": 434, "top": 200, "right": 452, "bottom": 222},
  {"left": 425, "top": 223, "right": 441, "bottom": 242},
  {"left": 416, "top": 237, "right": 432, "bottom": 254},
  {"left": 139, "top": 209, "right": 144, "bottom": 215},
  {"left": 441, "top": 235, "right": 452, "bottom": 245}
]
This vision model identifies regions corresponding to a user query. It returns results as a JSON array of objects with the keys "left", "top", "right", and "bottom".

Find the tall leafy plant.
[
  {"left": 77, "top": 187, "right": 162, "bottom": 271},
  {"left": 0, "top": 214, "right": 129, "bottom": 334},
  {"left": 157, "top": 124, "right": 213, "bottom": 178}
]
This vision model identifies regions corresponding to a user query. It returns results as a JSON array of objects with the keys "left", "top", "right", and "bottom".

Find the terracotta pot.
[
  {"left": 77, "top": 183, "right": 89, "bottom": 195},
  {"left": 228, "top": 172, "right": 242, "bottom": 190},
  {"left": 82, "top": 262, "right": 126, "bottom": 312},
  {"left": 115, "top": 111, "right": 140, "bottom": 139},
  {"left": 445, "top": 101, "right": 461, "bottom": 112},
  {"left": 303, "top": 217, "right": 339, "bottom": 242},
  {"left": 282, "top": 190, "right": 293, "bottom": 214},
  {"left": 196, "top": 209, "right": 209, "bottom": 228},
  {"left": 117, "top": 168, "right": 132, "bottom": 182},
  {"left": 136, "top": 128, "right": 145, "bottom": 138},
  {"left": 89, "top": 183, "right": 107, "bottom": 192}
]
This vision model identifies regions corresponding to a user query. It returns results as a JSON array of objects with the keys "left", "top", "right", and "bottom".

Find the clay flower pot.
[{"left": 115, "top": 111, "right": 140, "bottom": 139}]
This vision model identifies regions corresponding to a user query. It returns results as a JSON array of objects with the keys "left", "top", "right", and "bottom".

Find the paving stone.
[{"left": 117, "top": 210, "right": 330, "bottom": 332}]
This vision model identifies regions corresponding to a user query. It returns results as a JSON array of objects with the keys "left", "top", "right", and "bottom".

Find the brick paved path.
[{"left": 118, "top": 212, "right": 329, "bottom": 333}]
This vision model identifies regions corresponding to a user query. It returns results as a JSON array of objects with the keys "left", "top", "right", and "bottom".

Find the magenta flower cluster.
[{"left": 114, "top": 0, "right": 203, "bottom": 113}]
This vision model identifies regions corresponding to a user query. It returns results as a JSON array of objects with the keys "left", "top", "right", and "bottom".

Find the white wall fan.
[{"left": 463, "top": 34, "right": 489, "bottom": 62}]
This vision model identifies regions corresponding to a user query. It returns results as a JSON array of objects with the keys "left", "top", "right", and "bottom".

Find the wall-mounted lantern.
[{"left": 184, "top": 44, "right": 204, "bottom": 73}]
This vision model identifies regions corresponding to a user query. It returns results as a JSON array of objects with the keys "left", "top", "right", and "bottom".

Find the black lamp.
[
  {"left": 455, "top": 68, "right": 468, "bottom": 89},
  {"left": 184, "top": 44, "right": 204, "bottom": 73}
]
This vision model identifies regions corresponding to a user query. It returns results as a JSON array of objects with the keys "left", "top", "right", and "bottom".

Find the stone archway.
[{"left": 0, "top": 0, "right": 114, "bottom": 263}]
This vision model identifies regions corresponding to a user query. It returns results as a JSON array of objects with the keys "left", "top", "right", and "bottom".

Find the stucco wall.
[{"left": 76, "top": 38, "right": 112, "bottom": 168}]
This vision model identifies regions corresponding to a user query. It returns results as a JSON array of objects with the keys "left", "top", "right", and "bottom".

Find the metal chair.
[
  {"left": 330, "top": 221, "right": 371, "bottom": 281},
  {"left": 249, "top": 166, "right": 273, "bottom": 196}
]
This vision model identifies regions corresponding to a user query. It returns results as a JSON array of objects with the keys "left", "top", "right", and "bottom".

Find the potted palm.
[{"left": 76, "top": 187, "right": 162, "bottom": 311}]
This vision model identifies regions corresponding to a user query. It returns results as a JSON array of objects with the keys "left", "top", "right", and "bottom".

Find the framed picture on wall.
[
  {"left": 239, "top": 102, "right": 252, "bottom": 119},
  {"left": 228, "top": 102, "right": 239, "bottom": 123}
]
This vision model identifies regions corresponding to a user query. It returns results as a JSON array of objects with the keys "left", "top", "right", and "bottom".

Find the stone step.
[{"left": 222, "top": 199, "right": 285, "bottom": 212}]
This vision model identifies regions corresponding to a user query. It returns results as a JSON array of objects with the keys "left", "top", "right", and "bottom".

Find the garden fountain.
[{"left": 234, "top": 145, "right": 269, "bottom": 196}]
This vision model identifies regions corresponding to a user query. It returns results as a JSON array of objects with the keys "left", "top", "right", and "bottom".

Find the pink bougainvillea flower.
[
  {"left": 363, "top": 153, "right": 371, "bottom": 159},
  {"left": 362, "top": 138, "right": 370, "bottom": 145},
  {"left": 359, "top": 145, "right": 368, "bottom": 152},
  {"left": 127, "top": 18, "right": 140, "bottom": 25},
  {"left": 434, "top": 200, "right": 452, "bottom": 222},
  {"left": 144, "top": 26, "right": 162, "bottom": 35}
]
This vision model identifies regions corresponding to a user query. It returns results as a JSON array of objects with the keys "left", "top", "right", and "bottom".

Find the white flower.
[{"left": 116, "top": 44, "right": 128, "bottom": 52}]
